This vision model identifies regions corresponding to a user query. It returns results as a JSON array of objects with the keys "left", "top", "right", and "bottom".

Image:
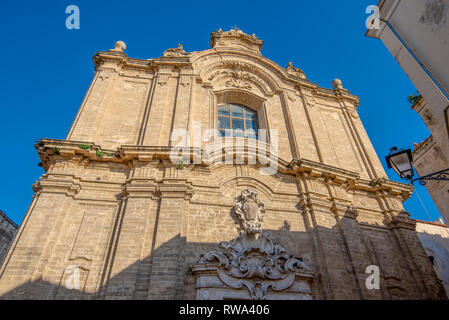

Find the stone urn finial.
[
  {"left": 332, "top": 78, "right": 343, "bottom": 90},
  {"left": 111, "top": 40, "right": 127, "bottom": 53}
]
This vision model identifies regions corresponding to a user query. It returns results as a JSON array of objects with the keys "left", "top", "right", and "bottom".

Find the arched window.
[{"left": 218, "top": 104, "right": 258, "bottom": 139}]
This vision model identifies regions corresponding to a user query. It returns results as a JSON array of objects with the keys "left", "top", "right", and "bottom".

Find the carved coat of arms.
[{"left": 235, "top": 189, "right": 265, "bottom": 234}]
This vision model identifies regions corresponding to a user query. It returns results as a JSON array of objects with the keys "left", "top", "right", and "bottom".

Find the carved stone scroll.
[{"left": 192, "top": 189, "right": 315, "bottom": 300}]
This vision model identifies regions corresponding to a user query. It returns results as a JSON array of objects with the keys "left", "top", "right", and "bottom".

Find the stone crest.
[{"left": 234, "top": 189, "right": 265, "bottom": 234}]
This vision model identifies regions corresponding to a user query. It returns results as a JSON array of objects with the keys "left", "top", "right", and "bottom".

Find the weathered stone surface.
[{"left": 0, "top": 29, "right": 446, "bottom": 300}]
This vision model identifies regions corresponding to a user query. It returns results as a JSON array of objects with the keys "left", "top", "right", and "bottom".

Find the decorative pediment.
[
  {"left": 192, "top": 189, "right": 315, "bottom": 300},
  {"left": 210, "top": 28, "right": 264, "bottom": 54}
]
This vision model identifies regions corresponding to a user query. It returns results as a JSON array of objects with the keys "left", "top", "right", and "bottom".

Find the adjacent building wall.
[
  {"left": 366, "top": 0, "right": 449, "bottom": 222},
  {"left": 416, "top": 219, "right": 449, "bottom": 297},
  {"left": 0, "top": 211, "right": 18, "bottom": 266},
  {"left": 412, "top": 97, "right": 449, "bottom": 220}
]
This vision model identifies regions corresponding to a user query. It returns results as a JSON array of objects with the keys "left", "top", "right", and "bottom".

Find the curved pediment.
[
  {"left": 191, "top": 29, "right": 309, "bottom": 97},
  {"left": 210, "top": 28, "right": 264, "bottom": 54}
]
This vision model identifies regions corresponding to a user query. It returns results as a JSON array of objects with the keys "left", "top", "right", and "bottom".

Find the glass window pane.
[
  {"left": 218, "top": 130, "right": 227, "bottom": 137},
  {"left": 218, "top": 117, "right": 230, "bottom": 130},
  {"left": 218, "top": 105, "right": 230, "bottom": 116},
  {"left": 232, "top": 118, "right": 244, "bottom": 131},
  {"left": 244, "top": 108, "right": 257, "bottom": 120},
  {"left": 231, "top": 104, "right": 244, "bottom": 118},
  {"left": 246, "top": 120, "right": 258, "bottom": 133}
]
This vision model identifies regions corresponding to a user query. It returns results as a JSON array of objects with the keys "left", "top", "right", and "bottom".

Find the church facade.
[{"left": 0, "top": 29, "right": 446, "bottom": 300}]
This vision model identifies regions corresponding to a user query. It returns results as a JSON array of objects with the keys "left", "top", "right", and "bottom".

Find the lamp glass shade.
[{"left": 385, "top": 148, "right": 414, "bottom": 179}]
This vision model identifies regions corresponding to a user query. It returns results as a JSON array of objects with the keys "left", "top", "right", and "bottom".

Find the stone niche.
[{"left": 191, "top": 189, "right": 315, "bottom": 300}]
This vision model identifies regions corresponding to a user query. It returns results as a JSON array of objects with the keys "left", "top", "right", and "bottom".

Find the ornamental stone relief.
[
  {"left": 192, "top": 189, "right": 314, "bottom": 300},
  {"left": 163, "top": 44, "right": 192, "bottom": 57},
  {"left": 205, "top": 62, "right": 272, "bottom": 94},
  {"left": 286, "top": 62, "right": 306, "bottom": 79}
]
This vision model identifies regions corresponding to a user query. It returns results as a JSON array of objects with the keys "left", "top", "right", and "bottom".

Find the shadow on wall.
[
  {"left": 0, "top": 213, "right": 446, "bottom": 300},
  {"left": 417, "top": 231, "right": 449, "bottom": 298},
  {"left": 0, "top": 224, "right": 316, "bottom": 300}
]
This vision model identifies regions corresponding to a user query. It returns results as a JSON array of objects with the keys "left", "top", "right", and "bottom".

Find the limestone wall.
[{"left": 0, "top": 29, "right": 445, "bottom": 300}]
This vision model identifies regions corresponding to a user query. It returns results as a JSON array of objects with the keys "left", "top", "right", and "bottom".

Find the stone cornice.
[
  {"left": 33, "top": 174, "right": 81, "bottom": 197},
  {"left": 158, "top": 179, "right": 194, "bottom": 199},
  {"left": 385, "top": 211, "right": 416, "bottom": 230},
  {"left": 288, "top": 158, "right": 360, "bottom": 183},
  {"left": 36, "top": 139, "right": 412, "bottom": 199},
  {"left": 412, "top": 134, "right": 434, "bottom": 161},
  {"left": 358, "top": 177, "right": 413, "bottom": 201}
]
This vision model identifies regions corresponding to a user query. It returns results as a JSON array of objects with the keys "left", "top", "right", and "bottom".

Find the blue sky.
[{"left": 0, "top": 0, "right": 441, "bottom": 225}]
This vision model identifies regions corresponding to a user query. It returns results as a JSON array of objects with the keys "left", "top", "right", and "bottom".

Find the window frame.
[{"left": 217, "top": 103, "right": 259, "bottom": 139}]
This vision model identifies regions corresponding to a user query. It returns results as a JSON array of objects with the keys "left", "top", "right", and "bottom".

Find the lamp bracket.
[{"left": 411, "top": 168, "right": 449, "bottom": 185}]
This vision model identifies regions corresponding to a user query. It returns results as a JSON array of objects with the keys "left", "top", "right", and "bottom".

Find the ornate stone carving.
[
  {"left": 192, "top": 189, "right": 314, "bottom": 300},
  {"left": 287, "top": 92, "right": 297, "bottom": 102},
  {"left": 226, "top": 78, "right": 252, "bottom": 90},
  {"left": 157, "top": 74, "right": 170, "bottom": 86},
  {"left": 234, "top": 189, "right": 265, "bottom": 234},
  {"left": 180, "top": 75, "right": 191, "bottom": 87},
  {"left": 286, "top": 62, "right": 306, "bottom": 79},
  {"left": 163, "top": 44, "right": 191, "bottom": 57},
  {"left": 205, "top": 62, "right": 272, "bottom": 94},
  {"left": 98, "top": 69, "right": 116, "bottom": 81},
  {"left": 210, "top": 28, "right": 264, "bottom": 54}
]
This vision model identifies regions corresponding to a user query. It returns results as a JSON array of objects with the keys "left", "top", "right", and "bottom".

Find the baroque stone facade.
[{"left": 0, "top": 29, "right": 446, "bottom": 300}]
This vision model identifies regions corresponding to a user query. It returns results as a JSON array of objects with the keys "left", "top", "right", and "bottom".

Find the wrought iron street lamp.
[{"left": 385, "top": 147, "right": 449, "bottom": 185}]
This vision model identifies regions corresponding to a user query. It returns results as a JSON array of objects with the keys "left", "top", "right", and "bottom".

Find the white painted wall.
[{"left": 416, "top": 220, "right": 449, "bottom": 298}]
